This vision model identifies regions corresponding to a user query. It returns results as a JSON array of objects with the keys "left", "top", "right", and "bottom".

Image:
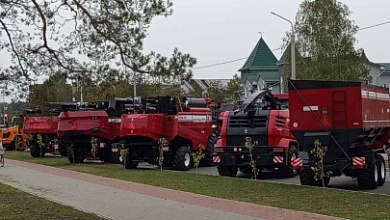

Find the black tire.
[
  {"left": 101, "top": 145, "right": 112, "bottom": 163},
  {"left": 124, "top": 152, "right": 138, "bottom": 169},
  {"left": 16, "top": 138, "right": 25, "bottom": 151},
  {"left": 30, "top": 144, "right": 41, "bottom": 158},
  {"left": 217, "top": 165, "right": 238, "bottom": 177},
  {"left": 67, "top": 145, "right": 84, "bottom": 163},
  {"left": 321, "top": 176, "right": 330, "bottom": 187},
  {"left": 59, "top": 146, "right": 67, "bottom": 157},
  {"left": 280, "top": 145, "right": 298, "bottom": 177},
  {"left": 6, "top": 141, "right": 16, "bottom": 151},
  {"left": 299, "top": 167, "right": 330, "bottom": 187},
  {"left": 376, "top": 154, "right": 386, "bottom": 186},
  {"left": 174, "top": 146, "right": 192, "bottom": 171},
  {"left": 200, "top": 136, "right": 218, "bottom": 167},
  {"left": 300, "top": 169, "right": 317, "bottom": 186},
  {"left": 357, "top": 161, "right": 378, "bottom": 190}
]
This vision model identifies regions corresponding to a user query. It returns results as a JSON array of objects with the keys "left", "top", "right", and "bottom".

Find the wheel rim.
[
  {"left": 374, "top": 164, "right": 378, "bottom": 183},
  {"left": 17, "top": 142, "right": 25, "bottom": 150},
  {"left": 380, "top": 160, "right": 386, "bottom": 180},
  {"left": 184, "top": 153, "right": 191, "bottom": 167}
]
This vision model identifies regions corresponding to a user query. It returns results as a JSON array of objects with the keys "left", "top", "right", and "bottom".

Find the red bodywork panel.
[
  {"left": 120, "top": 108, "right": 213, "bottom": 151},
  {"left": 57, "top": 110, "right": 119, "bottom": 141},
  {"left": 288, "top": 79, "right": 390, "bottom": 151},
  {"left": 268, "top": 110, "right": 296, "bottom": 147},
  {"left": 289, "top": 83, "right": 390, "bottom": 131},
  {"left": 23, "top": 116, "right": 59, "bottom": 134}
]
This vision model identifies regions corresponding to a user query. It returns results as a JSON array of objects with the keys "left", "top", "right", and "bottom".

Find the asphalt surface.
[
  {"left": 0, "top": 159, "right": 344, "bottom": 220},
  {"left": 190, "top": 166, "right": 390, "bottom": 195}
]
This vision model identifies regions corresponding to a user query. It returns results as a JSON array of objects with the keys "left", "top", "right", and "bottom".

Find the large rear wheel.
[
  {"left": 280, "top": 145, "right": 298, "bottom": 177},
  {"left": 217, "top": 165, "right": 238, "bottom": 177},
  {"left": 376, "top": 154, "right": 386, "bottom": 186},
  {"left": 16, "top": 139, "right": 26, "bottom": 151},
  {"left": 6, "top": 142, "right": 15, "bottom": 151},
  {"left": 30, "top": 144, "right": 45, "bottom": 158},
  {"left": 67, "top": 145, "right": 84, "bottom": 163},
  {"left": 124, "top": 151, "right": 138, "bottom": 169},
  {"left": 200, "top": 136, "right": 218, "bottom": 167},
  {"left": 357, "top": 161, "right": 378, "bottom": 190},
  {"left": 299, "top": 169, "right": 329, "bottom": 187},
  {"left": 175, "top": 146, "right": 192, "bottom": 171}
]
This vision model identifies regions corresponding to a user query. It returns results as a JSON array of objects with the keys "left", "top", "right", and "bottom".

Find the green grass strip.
[
  {"left": 0, "top": 182, "right": 106, "bottom": 220},
  {"left": 5, "top": 151, "right": 390, "bottom": 220}
]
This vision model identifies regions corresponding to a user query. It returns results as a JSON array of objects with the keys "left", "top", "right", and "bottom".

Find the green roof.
[
  {"left": 259, "top": 71, "right": 279, "bottom": 82},
  {"left": 239, "top": 37, "right": 278, "bottom": 71},
  {"left": 245, "top": 73, "right": 261, "bottom": 83},
  {"left": 277, "top": 43, "right": 290, "bottom": 65},
  {"left": 277, "top": 43, "right": 303, "bottom": 66}
]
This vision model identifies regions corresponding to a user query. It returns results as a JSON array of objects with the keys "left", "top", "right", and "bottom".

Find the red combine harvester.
[
  {"left": 212, "top": 90, "right": 299, "bottom": 177},
  {"left": 57, "top": 99, "right": 133, "bottom": 163},
  {"left": 110, "top": 96, "right": 216, "bottom": 171},
  {"left": 288, "top": 79, "right": 388, "bottom": 189},
  {"left": 23, "top": 104, "right": 78, "bottom": 157}
]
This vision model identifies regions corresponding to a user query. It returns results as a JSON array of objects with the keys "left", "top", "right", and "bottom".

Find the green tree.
[
  {"left": 186, "top": 81, "right": 204, "bottom": 98},
  {"left": 294, "top": 0, "right": 370, "bottom": 82},
  {"left": 0, "top": 1, "right": 196, "bottom": 96},
  {"left": 225, "top": 74, "right": 241, "bottom": 102},
  {"left": 26, "top": 72, "right": 72, "bottom": 111},
  {"left": 207, "top": 80, "right": 227, "bottom": 103}
]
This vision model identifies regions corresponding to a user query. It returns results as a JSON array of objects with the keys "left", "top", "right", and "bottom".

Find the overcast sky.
[
  {"left": 142, "top": 0, "right": 390, "bottom": 79},
  {"left": 1, "top": 0, "right": 389, "bottom": 83}
]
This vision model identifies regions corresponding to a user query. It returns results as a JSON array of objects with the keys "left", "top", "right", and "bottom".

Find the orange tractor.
[{"left": 0, "top": 116, "right": 29, "bottom": 151}]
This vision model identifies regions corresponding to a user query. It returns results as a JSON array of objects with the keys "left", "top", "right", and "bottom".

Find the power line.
[
  {"left": 191, "top": 57, "right": 247, "bottom": 70},
  {"left": 191, "top": 20, "right": 390, "bottom": 71},
  {"left": 358, "top": 21, "right": 390, "bottom": 31},
  {"left": 192, "top": 47, "right": 282, "bottom": 70}
]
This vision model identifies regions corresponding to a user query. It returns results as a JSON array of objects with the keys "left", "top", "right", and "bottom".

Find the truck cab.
[{"left": 213, "top": 90, "right": 298, "bottom": 177}]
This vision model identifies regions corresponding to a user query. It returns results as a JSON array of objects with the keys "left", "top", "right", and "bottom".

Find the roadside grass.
[
  {"left": 0, "top": 183, "right": 106, "bottom": 220},
  {"left": 6, "top": 151, "right": 390, "bottom": 220}
]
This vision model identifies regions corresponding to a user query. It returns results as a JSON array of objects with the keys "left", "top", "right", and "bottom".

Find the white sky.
[
  {"left": 1, "top": 0, "right": 389, "bottom": 84},
  {"left": 143, "top": 0, "right": 390, "bottom": 79}
]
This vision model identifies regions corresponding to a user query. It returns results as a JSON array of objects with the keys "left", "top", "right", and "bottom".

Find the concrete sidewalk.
[{"left": 0, "top": 159, "right": 344, "bottom": 220}]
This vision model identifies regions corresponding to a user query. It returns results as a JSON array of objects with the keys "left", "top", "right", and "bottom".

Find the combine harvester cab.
[
  {"left": 288, "top": 79, "right": 388, "bottom": 189},
  {"left": 111, "top": 96, "right": 215, "bottom": 171},
  {"left": 57, "top": 99, "right": 134, "bottom": 163},
  {"left": 212, "top": 90, "right": 299, "bottom": 178}
]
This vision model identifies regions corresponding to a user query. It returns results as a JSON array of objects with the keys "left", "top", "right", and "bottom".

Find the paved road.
[
  {"left": 0, "top": 159, "right": 343, "bottom": 220},
  {"left": 190, "top": 166, "right": 390, "bottom": 195}
]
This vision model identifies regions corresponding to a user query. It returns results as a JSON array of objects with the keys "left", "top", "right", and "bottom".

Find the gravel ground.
[{"left": 0, "top": 159, "right": 345, "bottom": 220}]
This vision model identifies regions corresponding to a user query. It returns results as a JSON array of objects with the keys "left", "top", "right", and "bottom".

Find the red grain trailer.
[{"left": 288, "top": 79, "right": 387, "bottom": 189}]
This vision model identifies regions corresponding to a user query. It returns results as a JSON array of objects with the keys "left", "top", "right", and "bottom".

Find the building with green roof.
[{"left": 239, "top": 37, "right": 280, "bottom": 97}]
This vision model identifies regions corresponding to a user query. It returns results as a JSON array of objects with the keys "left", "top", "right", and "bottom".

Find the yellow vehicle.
[{"left": 0, "top": 116, "right": 28, "bottom": 151}]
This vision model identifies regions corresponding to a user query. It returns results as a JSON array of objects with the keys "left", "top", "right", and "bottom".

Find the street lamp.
[{"left": 271, "top": 11, "right": 296, "bottom": 80}]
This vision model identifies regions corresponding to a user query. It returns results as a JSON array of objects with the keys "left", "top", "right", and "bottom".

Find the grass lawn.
[
  {"left": 0, "top": 183, "right": 106, "bottom": 220},
  {"left": 5, "top": 151, "right": 390, "bottom": 220}
]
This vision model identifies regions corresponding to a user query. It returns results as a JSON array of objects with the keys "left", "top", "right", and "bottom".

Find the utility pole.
[
  {"left": 133, "top": 71, "right": 137, "bottom": 97},
  {"left": 271, "top": 11, "right": 296, "bottom": 80}
]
